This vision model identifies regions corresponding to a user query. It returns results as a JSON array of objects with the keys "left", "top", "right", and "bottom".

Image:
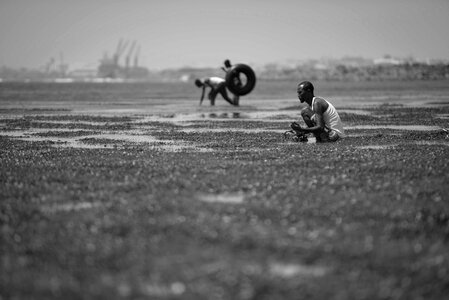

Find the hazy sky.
[{"left": 1, "top": 0, "right": 448, "bottom": 70}]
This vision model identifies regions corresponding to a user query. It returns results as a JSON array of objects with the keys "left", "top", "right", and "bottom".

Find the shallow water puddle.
[
  {"left": 269, "top": 262, "right": 328, "bottom": 278},
  {"left": 135, "top": 111, "right": 299, "bottom": 125},
  {"left": 414, "top": 140, "right": 449, "bottom": 147},
  {"left": 91, "top": 133, "right": 160, "bottom": 143},
  {"left": 56, "top": 140, "right": 116, "bottom": 149},
  {"left": 33, "top": 120, "right": 110, "bottom": 126},
  {"left": 356, "top": 140, "right": 449, "bottom": 149},
  {"left": 1, "top": 131, "right": 113, "bottom": 149},
  {"left": 339, "top": 109, "right": 374, "bottom": 115},
  {"left": 149, "top": 143, "right": 213, "bottom": 152},
  {"left": 41, "top": 201, "right": 101, "bottom": 213},
  {"left": 2, "top": 131, "right": 111, "bottom": 149},
  {"left": 198, "top": 192, "right": 245, "bottom": 204},
  {"left": 1, "top": 130, "right": 213, "bottom": 151},
  {"left": 356, "top": 145, "right": 396, "bottom": 150},
  {"left": 182, "top": 127, "right": 286, "bottom": 134},
  {"left": 138, "top": 282, "right": 186, "bottom": 297},
  {"left": 435, "top": 114, "right": 449, "bottom": 119},
  {"left": 1, "top": 128, "right": 91, "bottom": 135},
  {"left": 133, "top": 109, "right": 379, "bottom": 127},
  {"left": 348, "top": 125, "right": 441, "bottom": 131}
]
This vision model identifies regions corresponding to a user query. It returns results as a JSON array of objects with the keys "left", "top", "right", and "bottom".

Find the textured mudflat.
[{"left": 1, "top": 81, "right": 448, "bottom": 299}]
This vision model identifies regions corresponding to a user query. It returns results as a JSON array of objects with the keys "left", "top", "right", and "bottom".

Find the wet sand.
[{"left": 1, "top": 97, "right": 448, "bottom": 150}]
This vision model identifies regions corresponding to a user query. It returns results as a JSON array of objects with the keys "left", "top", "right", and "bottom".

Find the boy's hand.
[{"left": 290, "top": 122, "right": 302, "bottom": 132}]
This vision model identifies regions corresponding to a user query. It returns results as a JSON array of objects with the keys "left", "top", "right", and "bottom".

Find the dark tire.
[{"left": 225, "top": 64, "right": 256, "bottom": 96}]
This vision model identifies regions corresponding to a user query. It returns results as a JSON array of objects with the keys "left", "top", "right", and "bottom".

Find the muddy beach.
[{"left": 1, "top": 80, "right": 449, "bottom": 299}]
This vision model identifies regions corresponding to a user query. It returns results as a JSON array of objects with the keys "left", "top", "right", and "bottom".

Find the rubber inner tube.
[{"left": 225, "top": 64, "right": 256, "bottom": 96}]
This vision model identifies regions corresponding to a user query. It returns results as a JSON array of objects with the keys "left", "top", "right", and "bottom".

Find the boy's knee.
[
  {"left": 300, "top": 107, "right": 313, "bottom": 118},
  {"left": 300, "top": 108, "right": 314, "bottom": 123},
  {"left": 300, "top": 107, "right": 316, "bottom": 128}
]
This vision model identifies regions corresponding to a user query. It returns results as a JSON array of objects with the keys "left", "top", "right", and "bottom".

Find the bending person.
[{"left": 195, "top": 77, "right": 239, "bottom": 106}]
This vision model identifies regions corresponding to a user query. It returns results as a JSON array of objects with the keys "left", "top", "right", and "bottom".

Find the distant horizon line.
[{"left": 2, "top": 54, "right": 449, "bottom": 72}]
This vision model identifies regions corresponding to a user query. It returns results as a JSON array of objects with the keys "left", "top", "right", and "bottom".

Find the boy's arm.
[
  {"left": 199, "top": 86, "right": 206, "bottom": 105},
  {"left": 292, "top": 101, "right": 326, "bottom": 133}
]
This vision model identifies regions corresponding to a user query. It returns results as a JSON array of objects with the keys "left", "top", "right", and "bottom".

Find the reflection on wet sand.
[{"left": 2, "top": 100, "right": 448, "bottom": 150}]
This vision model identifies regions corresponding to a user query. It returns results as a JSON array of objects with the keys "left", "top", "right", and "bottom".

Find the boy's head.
[
  {"left": 194, "top": 79, "right": 203, "bottom": 88},
  {"left": 297, "top": 81, "right": 314, "bottom": 103}
]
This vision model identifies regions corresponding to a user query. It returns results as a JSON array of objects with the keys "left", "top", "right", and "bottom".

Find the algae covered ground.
[{"left": 1, "top": 80, "right": 449, "bottom": 299}]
